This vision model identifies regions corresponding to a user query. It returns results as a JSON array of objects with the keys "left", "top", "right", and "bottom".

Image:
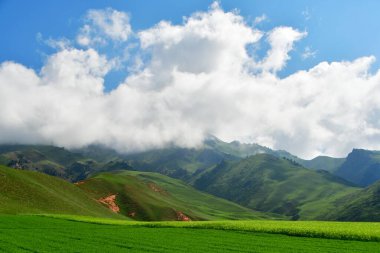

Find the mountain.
[
  {"left": 122, "top": 147, "right": 234, "bottom": 181},
  {"left": 299, "top": 156, "right": 345, "bottom": 173},
  {"left": 122, "top": 137, "right": 304, "bottom": 181},
  {"left": 203, "top": 137, "right": 272, "bottom": 158},
  {"left": 335, "top": 149, "right": 380, "bottom": 186},
  {"left": 0, "top": 165, "right": 122, "bottom": 218},
  {"left": 77, "top": 170, "right": 273, "bottom": 221},
  {"left": 193, "top": 154, "right": 359, "bottom": 220},
  {"left": 0, "top": 139, "right": 312, "bottom": 183},
  {"left": 0, "top": 144, "right": 136, "bottom": 182},
  {"left": 326, "top": 180, "right": 380, "bottom": 221}
]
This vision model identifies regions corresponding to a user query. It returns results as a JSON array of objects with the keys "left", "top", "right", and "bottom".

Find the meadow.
[{"left": 1, "top": 215, "right": 379, "bottom": 253}]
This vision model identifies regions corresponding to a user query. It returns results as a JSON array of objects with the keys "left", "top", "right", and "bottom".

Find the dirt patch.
[
  {"left": 98, "top": 194, "right": 120, "bottom": 213},
  {"left": 176, "top": 211, "right": 191, "bottom": 221},
  {"left": 74, "top": 181, "right": 85, "bottom": 185},
  {"left": 147, "top": 182, "right": 168, "bottom": 195}
]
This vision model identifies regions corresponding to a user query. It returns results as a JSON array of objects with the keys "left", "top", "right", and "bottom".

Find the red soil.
[
  {"left": 147, "top": 182, "right": 168, "bottom": 195},
  {"left": 98, "top": 194, "right": 120, "bottom": 213},
  {"left": 176, "top": 211, "right": 191, "bottom": 221}
]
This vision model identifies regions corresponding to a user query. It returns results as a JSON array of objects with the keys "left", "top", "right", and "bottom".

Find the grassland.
[
  {"left": 78, "top": 170, "right": 271, "bottom": 220},
  {"left": 1, "top": 215, "right": 379, "bottom": 253},
  {"left": 0, "top": 165, "right": 121, "bottom": 218},
  {"left": 194, "top": 154, "right": 359, "bottom": 220}
]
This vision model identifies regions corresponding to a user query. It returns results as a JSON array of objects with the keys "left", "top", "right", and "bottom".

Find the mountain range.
[{"left": 1, "top": 136, "right": 380, "bottom": 221}]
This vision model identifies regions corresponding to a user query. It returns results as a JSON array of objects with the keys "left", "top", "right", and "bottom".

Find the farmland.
[{"left": 0, "top": 215, "right": 379, "bottom": 253}]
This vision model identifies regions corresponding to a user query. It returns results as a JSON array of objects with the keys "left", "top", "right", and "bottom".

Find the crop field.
[
  {"left": 1, "top": 215, "right": 380, "bottom": 253},
  {"left": 49, "top": 214, "right": 380, "bottom": 241}
]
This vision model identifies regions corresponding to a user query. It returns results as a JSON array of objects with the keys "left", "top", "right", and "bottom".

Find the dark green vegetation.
[
  {"left": 0, "top": 145, "right": 93, "bottom": 181},
  {"left": 335, "top": 149, "right": 380, "bottom": 186},
  {"left": 77, "top": 170, "right": 269, "bottom": 220},
  {"left": 0, "top": 165, "right": 121, "bottom": 218},
  {"left": 0, "top": 162, "right": 266, "bottom": 221},
  {"left": 194, "top": 154, "right": 359, "bottom": 220},
  {"left": 1, "top": 215, "right": 380, "bottom": 253},
  {"left": 325, "top": 180, "right": 380, "bottom": 221},
  {"left": 123, "top": 137, "right": 299, "bottom": 181},
  {"left": 0, "top": 144, "right": 134, "bottom": 182},
  {"left": 299, "top": 156, "right": 345, "bottom": 173},
  {"left": 1, "top": 139, "right": 380, "bottom": 221}
]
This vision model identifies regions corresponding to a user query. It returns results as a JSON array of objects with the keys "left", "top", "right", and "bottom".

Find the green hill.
[
  {"left": 193, "top": 154, "right": 359, "bottom": 220},
  {"left": 0, "top": 165, "right": 122, "bottom": 218},
  {"left": 123, "top": 147, "right": 238, "bottom": 181},
  {"left": 326, "top": 180, "right": 380, "bottom": 221},
  {"left": 77, "top": 170, "right": 273, "bottom": 221},
  {"left": 335, "top": 149, "right": 380, "bottom": 186},
  {"left": 0, "top": 145, "right": 136, "bottom": 182},
  {"left": 299, "top": 156, "right": 345, "bottom": 173}
]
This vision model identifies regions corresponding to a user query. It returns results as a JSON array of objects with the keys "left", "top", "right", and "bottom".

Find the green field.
[{"left": 0, "top": 215, "right": 379, "bottom": 253}]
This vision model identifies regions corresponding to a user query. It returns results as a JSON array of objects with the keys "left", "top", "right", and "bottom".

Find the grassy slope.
[
  {"left": 77, "top": 170, "right": 272, "bottom": 221},
  {"left": 326, "top": 180, "right": 380, "bottom": 221},
  {"left": 0, "top": 165, "right": 121, "bottom": 218},
  {"left": 194, "top": 154, "right": 359, "bottom": 220},
  {"left": 1, "top": 215, "right": 379, "bottom": 253}
]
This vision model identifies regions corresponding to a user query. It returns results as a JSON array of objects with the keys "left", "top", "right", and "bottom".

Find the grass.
[
  {"left": 1, "top": 215, "right": 380, "bottom": 253},
  {"left": 78, "top": 170, "right": 272, "bottom": 220},
  {"left": 194, "top": 154, "right": 359, "bottom": 220},
  {"left": 47, "top": 214, "right": 380, "bottom": 242},
  {"left": 0, "top": 165, "right": 122, "bottom": 218}
]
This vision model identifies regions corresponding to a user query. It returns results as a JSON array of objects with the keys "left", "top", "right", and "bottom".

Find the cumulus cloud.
[
  {"left": 1, "top": 3, "right": 380, "bottom": 158},
  {"left": 258, "top": 27, "right": 306, "bottom": 73},
  {"left": 77, "top": 8, "right": 132, "bottom": 46}
]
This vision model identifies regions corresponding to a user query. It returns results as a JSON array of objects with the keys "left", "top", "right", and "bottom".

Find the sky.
[{"left": 1, "top": 0, "right": 380, "bottom": 158}]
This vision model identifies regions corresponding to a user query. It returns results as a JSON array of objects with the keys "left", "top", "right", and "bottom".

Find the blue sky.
[
  {"left": 1, "top": 0, "right": 380, "bottom": 89},
  {"left": 1, "top": 1, "right": 380, "bottom": 158}
]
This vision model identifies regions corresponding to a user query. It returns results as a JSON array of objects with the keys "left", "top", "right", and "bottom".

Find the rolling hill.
[
  {"left": 77, "top": 170, "right": 273, "bottom": 221},
  {"left": 326, "top": 180, "right": 380, "bottom": 221},
  {"left": 0, "top": 165, "right": 122, "bottom": 218},
  {"left": 193, "top": 154, "right": 359, "bottom": 220}
]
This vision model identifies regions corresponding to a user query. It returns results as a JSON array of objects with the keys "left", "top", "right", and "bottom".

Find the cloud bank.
[{"left": 1, "top": 3, "right": 380, "bottom": 158}]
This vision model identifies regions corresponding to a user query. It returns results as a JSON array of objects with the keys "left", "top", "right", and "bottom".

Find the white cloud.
[
  {"left": 302, "top": 46, "right": 317, "bottom": 59},
  {"left": 77, "top": 8, "right": 132, "bottom": 46},
  {"left": 254, "top": 14, "right": 267, "bottom": 25},
  {"left": 1, "top": 4, "right": 380, "bottom": 159},
  {"left": 258, "top": 27, "right": 306, "bottom": 73}
]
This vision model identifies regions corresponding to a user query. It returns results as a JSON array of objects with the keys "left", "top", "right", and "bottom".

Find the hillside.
[
  {"left": 0, "top": 145, "right": 136, "bottom": 182},
  {"left": 335, "top": 149, "right": 380, "bottom": 186},
  {"left": 193, "top": 154, "right": 359, "bottom": 220},
  {"left": 122, "top": 147, "right": 234, "bottom": 181},
  {"left": 0, "top": 165, "right": 122, "bottom": 218},
  {"left": 326, "top": 180, "right": 380, "bottom": 221},
  {"left": 299, "top": 156, "right": 345, "bottom": 173},
  {"left": 77, "top": 170, "right": 273, "bottom": 221}
]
